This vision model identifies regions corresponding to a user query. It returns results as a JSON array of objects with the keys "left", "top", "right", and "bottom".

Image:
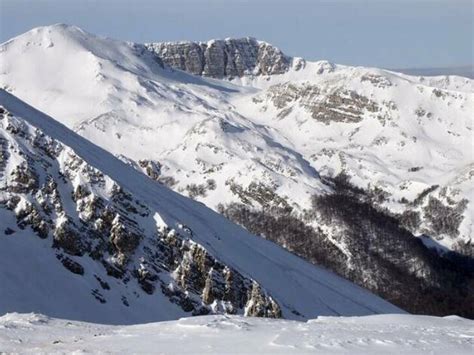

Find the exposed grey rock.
[
  {"left": 245, "top": 282, "right": 282, "bottom": 318},
  {"left": 226, "top": 179, "right": 291, "bottom": 210},
  {"left": 9, "top": 164, "right": 38, "bottom": 193},
  {"left": 109, "top": 214, "right": 141, "bottom": 264},
  {"left": 262, "top": 83, "right": 380, "bottom": 123},
  {"left": 15, "top": 202, "right": 49, "bottom": 239},
  {"left": 4, "top": 227, "right": 15, "bottom": 235},
  {"left": 53, "top": 219, "right": 84, "bottom": 256},
  {"left": 57, "top": 254, "right": 84, "bottom": 275},
  {"left": 146, "top": 37, "right": 300, "bottom": 78},
  {"left": 138, "top": 159, "right": 161, "bottom": 181},
  {"left": 361, "top": 73, "right": 392, "bottom": 88}
]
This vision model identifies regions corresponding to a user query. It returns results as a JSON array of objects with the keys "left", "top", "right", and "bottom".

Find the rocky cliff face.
[{"left": 146, "top": 37, "right": 302, "bottom": 78}]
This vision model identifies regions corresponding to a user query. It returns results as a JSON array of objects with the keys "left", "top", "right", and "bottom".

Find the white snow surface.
[
  {"left": 0, "top": 89, "right": 403, "bottom": 324},
  {"left": 0, "top": 312, "right": 472, "bottom": 354},
  {"left": 1, "top": 24, "right": 472, "bottom": 250},
  {"left": 1, "top": 24, "right": 472, "bottom": 251}
]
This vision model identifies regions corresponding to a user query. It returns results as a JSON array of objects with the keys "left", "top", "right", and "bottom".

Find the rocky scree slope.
[
  {"left": 1, "top": 24, "right": 472, "bottom": 317},
  {"left": 0, "top": 90, "right": 402, "bottom": 324}
]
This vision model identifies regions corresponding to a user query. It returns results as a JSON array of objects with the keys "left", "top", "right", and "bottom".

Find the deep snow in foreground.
[{"left": 0, "top": 313, "right": 472, "bottom": 354}]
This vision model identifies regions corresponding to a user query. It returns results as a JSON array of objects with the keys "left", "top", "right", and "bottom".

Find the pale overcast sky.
[{"left": 1, "top": 0, "right": 472, "bottom": 68}]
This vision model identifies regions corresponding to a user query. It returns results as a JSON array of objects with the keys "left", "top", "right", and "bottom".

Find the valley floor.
[{"left": 0, "top": 313, "right": 472, "bottom": 354}]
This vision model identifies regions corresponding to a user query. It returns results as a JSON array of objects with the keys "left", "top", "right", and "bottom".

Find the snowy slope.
[
  {"left": 1, "top": 312, "right": 473, "bottom": 354},
  {"left": 0, "top": 24, "right": 329, "bottom": 211},
  {"left": 1, "top": 24, "right": 473, "bottom": 318},
  {"left": 1, "top": 24, "right": 471, "bottom": 252},
  {"left": 233, "top": 62, "right": 473, "bottom": 250},
  {"left": 0, "top": 90, "right": 403, "bottom": 324}
]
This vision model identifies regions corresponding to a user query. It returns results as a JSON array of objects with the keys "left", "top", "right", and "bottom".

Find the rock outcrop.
[
  {"left": 257, "top": 83, "right": 381, "bottom": 123},
  {"left": 145, "top": 37, "right": 301, "bottom": 78}
]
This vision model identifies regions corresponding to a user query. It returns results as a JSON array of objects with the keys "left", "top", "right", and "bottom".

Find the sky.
[{"left": 0, "top": 0, "right": 472, "bottom": 69}]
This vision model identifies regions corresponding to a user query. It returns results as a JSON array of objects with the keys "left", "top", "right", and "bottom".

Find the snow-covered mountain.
[
  {"left": 1, "top": 24, "right": 472, "bottom": 317},
  {"left": 147, "top": 37, "right": 473, "bottom": 251},
  {"left": 0, "top": 89, "right": 402, "bottom": 324}
]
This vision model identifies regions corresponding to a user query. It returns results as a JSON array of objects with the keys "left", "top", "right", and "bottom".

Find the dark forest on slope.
[{"left": 219, "top": 174, "right": 474, "bottom": 318}]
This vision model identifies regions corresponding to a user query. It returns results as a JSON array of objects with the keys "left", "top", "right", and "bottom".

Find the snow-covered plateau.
[{"left": 1, "top": 313, "right": 473, "bottom": 354}]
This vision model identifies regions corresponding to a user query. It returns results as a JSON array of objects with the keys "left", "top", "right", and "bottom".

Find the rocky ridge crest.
[{"left": 146, "top": 37, "right": 303, "bottom": 78}]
